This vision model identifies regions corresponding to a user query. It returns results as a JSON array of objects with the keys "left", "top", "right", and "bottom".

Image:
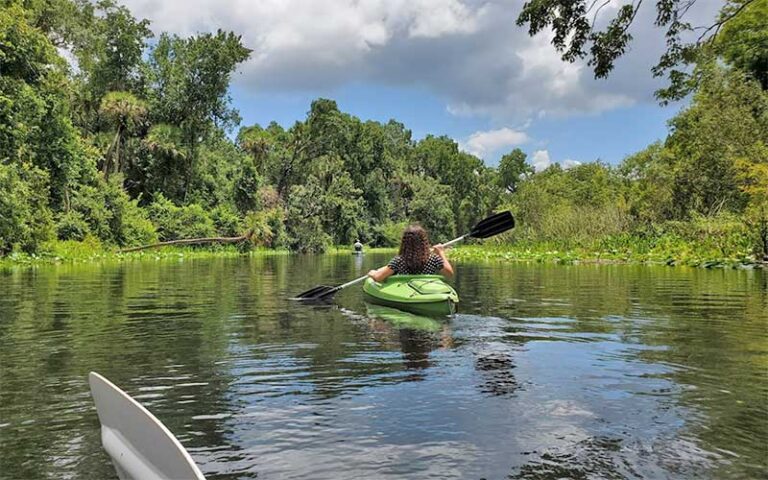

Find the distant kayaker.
[
  {"left": 353, "top": 239, "right": 363, "bottom": 253},
  {"left": 367, "top": 225, "right": 454, "bottom": 282}
]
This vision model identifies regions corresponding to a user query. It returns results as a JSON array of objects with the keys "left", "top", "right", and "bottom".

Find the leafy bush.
[
  {"left": 264, "top": 207, "right": 288, "bottom": 248},
  {"left": 120, "top": 200, "right": 158, "bottom": 246},
  {"left": 662, "top": 213, "right": 753, "bottom": 258},
  {"left": 70, "top": 177, "right": 157, "bottom": 246},
  {"left": 210, "top": 205, "right": 243, "bottom": 237},
  {"left": 147, "top": 194, "right": 217, "bottom": 241},
  {"left": 56, "top": 210, "right": 91, "bottom": 241},
  {"left": 0, "top": 162, "right": 54, "bottom": 253}
]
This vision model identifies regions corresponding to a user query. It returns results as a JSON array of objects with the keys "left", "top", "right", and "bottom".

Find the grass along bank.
[
  {"left": 449, "top": 243, "right": 765, "bottom": 268},
  {"left": 0, "top": 240, "right": 397, "bottom": 268},
  {"left": 0, "top": 238, "right": 288, "bottom": 268},
  {"left": 1, "top": 237, "right": 764, "bottom": 269}
]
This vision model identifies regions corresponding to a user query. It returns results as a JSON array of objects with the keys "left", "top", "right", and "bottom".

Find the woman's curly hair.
[{"left": 399, "top": 225, "right": 430, "bottom": 273}]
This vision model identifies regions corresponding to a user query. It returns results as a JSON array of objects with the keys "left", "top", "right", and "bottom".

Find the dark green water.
[{"left": 1, "top": 254, "right": 766, "bottom": 479}]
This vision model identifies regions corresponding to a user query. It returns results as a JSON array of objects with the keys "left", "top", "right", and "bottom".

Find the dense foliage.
[{"left": 0, "top": 0, "right": 766, "bottom": 261}]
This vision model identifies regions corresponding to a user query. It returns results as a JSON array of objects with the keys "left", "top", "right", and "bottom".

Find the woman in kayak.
[{"left": 367, "top": 225, "right": 454, "bottom": 282}]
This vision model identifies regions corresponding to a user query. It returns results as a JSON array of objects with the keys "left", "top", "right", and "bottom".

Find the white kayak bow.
[{"left": 88, "top": 372, "right": 206, "bottom": 480}]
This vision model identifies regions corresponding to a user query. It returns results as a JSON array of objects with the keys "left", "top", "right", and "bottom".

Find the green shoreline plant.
[{"left": 1, "top": 239, "right": 763, "bottom": 270}]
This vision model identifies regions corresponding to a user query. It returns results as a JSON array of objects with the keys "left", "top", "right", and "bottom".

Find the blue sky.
[
  {"left": 122, "top": 0, "right": 716, "bottom": 170},
  {"left": 233, "top": 82, "right": 681, "bottom": 168}
]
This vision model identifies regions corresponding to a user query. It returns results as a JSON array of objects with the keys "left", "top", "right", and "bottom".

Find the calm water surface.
[{"left": 0, "top": 254, "right": 766, "bottom": 479}]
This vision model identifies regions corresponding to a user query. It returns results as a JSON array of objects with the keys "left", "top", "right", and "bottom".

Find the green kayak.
[
  {"left": 363, "top": 275, "right": 459, "bottom": 316},
  {"left": 365, "top": 304, "right": 443, "bottom": 332}
]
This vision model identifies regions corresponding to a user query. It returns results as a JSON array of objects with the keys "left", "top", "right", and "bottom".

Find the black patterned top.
[{"left": 387, "top": 254, "right": 444, "bottom": 275}]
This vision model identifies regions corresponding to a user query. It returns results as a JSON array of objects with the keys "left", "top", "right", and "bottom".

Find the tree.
[
  {"left": 619, "top": 142, "right": 676, "bottom": 224},
  {"left": 0, "top": 162, "right": 54, "bottom": 253},
  {"left": 411, "top": 135, "right": 485, "bottom": 225},
  {"left": 664, "top": 65, "right": 767, "bottom": 217},
  {"left": 736, "top": 154, "right": 768, "bottom": 258},
  {"left": 404, "top": 175, "right": 456, "bottom": 242},
  {"left": 238, "top": 124, "right": 273, "bottom": 173},
  {"left": 498, "top": 148, "right": 533, "bottom": 193},
  {"left": 75, "top": 0, "right": 153, "bottom": 96},
  {"left": 285, "top": 180, "right": 332, "bottom": 252},
  {"left": 146, "top": 30, "right": 251, "bottom": 200},
  {"left": 132, "top": 123, "right": 186, "bottom": 200},
  {"left": 99, "top": 91, "right": 147, "bottom": 179},
  {"left": 717, "top": 0, "right": 768, "bottom": 89},
  {"left": 516, "top": 0, "right": 760, "bottom": 100},
  {"left": 0, "top": 2, "right": 92, "bottom": 211}
]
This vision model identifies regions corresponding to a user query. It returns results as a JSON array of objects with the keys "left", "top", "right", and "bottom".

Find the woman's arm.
[
  {"left": 433, "top": 244, "right": 454, "bottom": 277},
  {"left": 368, "top": 265, "right": 394, "bottom": 282}
]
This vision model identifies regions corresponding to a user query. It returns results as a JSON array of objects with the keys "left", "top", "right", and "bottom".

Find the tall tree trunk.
[
  {"left": 114, "top": 124, "right": 122, "bottom": 176},
  {"left": 183, "top": 140, "right": 196, "bottom": 202},
  {"left": 104, "top": 125, "right": 122, "bottom": 180}
]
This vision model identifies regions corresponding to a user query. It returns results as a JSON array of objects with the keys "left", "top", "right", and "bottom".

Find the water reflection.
[{"left": 0, "top": 256, "right": 765, "bottom": 479}]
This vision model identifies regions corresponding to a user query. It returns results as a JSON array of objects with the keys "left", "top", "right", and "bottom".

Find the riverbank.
[
  {"left": 0, "top": 240, "right": 276, "bottom": 268},
  {"left": 0, "top": 240, "right": 399, "bottom": 268},
  {"left": 449, "top": 244, "right": 766, "bottom": 269},
  {"left": 1, "top": 239, "right": 765, "bottom": 269}
]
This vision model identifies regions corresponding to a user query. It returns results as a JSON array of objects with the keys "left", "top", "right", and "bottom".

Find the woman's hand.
[
  {"left": 434, "top": 244, "right": 454, "bottom": 277},
  {"left": 368, "top": 266, "right": 394, "bottom": 282}
]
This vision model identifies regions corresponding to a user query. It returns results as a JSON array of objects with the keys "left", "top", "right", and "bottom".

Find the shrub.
[
  {"left": 120, "top": 201, "right": 158, "bottom": 246},
  {"left": 147, "top": 194, "right": 217, "bottom": 241},
  {"left": 70, "top": 176, "right": 157, "bottom": 246},
  {"left": 56, "top": 210, "right": 91, "bottom": 241},
  {"left": 0, "top": 162, "right": 54, "bottom": 253},
  {"left": 210, "top": 205, "right": 243, "bottom": 237}
]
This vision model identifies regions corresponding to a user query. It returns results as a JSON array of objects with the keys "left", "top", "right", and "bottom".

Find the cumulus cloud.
[
  {"left": 530, "top": 152, "right": 584, "bottom": 171},
  {"left": 562, "top": 159, "right": 582, "bottom": 169},
  {"left": 120, "top": 0, "right": 721, "bottom": 120},
  {"left": 531, "top": 150, "right": 551, "bottom": 171},
  {"left": 462, "top": 127, "right": 529, "bottom": 158}
]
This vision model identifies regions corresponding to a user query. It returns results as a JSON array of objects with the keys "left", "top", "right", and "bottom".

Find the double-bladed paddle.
[{"left": 294, "top": 210, "right": 515, "bottom": 301}]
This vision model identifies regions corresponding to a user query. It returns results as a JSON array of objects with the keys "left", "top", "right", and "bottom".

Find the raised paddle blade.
[
  {"left": 469, "top": 210, "right": 515, "bottom": 239},
  {"left": 294, "top": 285, "right": 339, "bottom": 300}
]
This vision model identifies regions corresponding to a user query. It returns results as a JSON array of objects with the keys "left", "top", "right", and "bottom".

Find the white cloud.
[
  {"left": 531, "top": 150, "right": 551, "bottom": 171},
  {"left": 530, "top": 152, "right": 584, "bottom": 171},
  {"left": 407, "top": 0, "right": 480, "bottom": 38},
  {"left": 462, "top": 127, "right": 529, "bottom": 158},
  {"left": 562, "top": 159, "right": 582, "bottom": 169},
  {"left": 119, "top": 0, "right": 722, "bottom": 120}
]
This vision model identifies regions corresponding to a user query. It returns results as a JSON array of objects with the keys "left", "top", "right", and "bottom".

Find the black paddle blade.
[
  {"left": 469, "top": 211, "right": 515, "bottom": 239},
  {"left": 294, "top": 285, "right": 339, "bottom": 300}
]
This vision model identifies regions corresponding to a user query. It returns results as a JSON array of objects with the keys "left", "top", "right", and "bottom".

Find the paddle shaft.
[{"left": 441, "top": 234, "right": 468, "bottom": 249}]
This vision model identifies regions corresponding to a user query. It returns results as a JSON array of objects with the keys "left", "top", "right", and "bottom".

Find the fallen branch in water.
[{"left": 119, "top": 230, "right": 254, "bottom": 253}]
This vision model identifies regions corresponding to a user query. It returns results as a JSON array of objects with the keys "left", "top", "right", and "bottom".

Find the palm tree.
[
  {"left": 99, "top": 91, "right": 147, "bottom": 179},
  {"left": 142, "top": 123, "right": 187, "bottom": 197}
]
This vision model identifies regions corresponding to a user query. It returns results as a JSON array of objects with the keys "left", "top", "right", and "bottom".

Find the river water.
[{"left": 0, "top": 254, "right": 766, "bottom": 479}]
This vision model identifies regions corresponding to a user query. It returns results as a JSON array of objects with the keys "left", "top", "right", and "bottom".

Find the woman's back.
[{"left": 388, "top": 253, "right": 444, "bottom": 275}]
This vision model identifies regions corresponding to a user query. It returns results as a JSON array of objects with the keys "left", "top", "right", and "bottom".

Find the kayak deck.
[{"left": 363, "top": 275, "right": 458, "bottom": 316}]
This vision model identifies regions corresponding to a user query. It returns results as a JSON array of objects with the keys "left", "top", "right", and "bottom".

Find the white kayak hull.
[{"left": 88, "top": 372, "right": 206, "bottom": 480}]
